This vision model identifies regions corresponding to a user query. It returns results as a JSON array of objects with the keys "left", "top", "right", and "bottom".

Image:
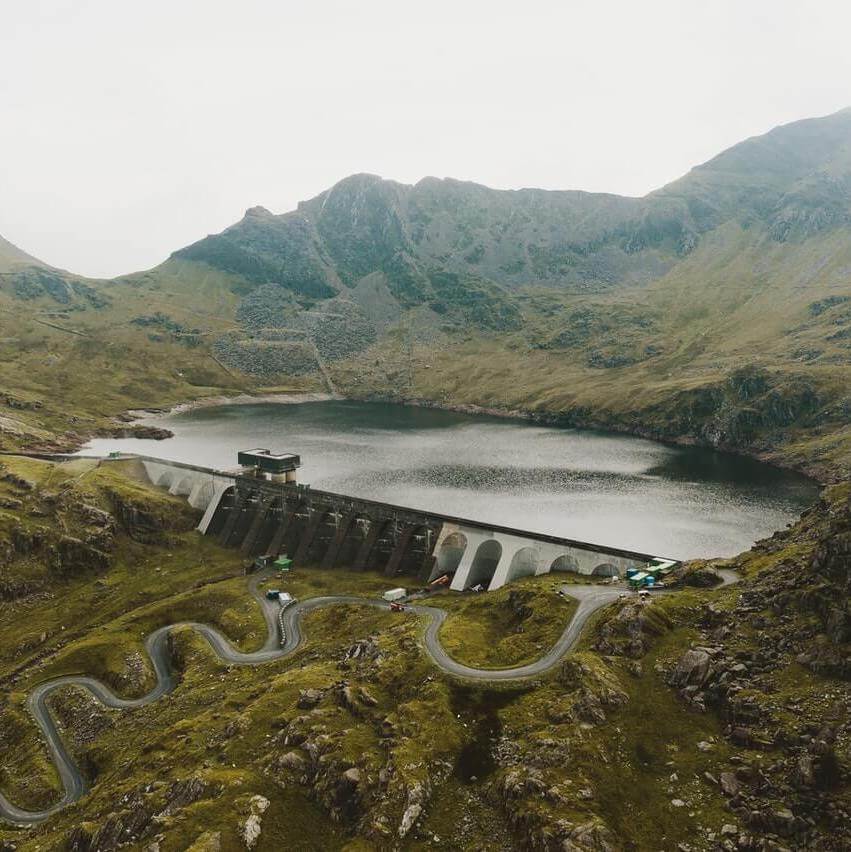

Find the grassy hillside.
[
  {"left": 0, "top": 234, "right": 46, "bottom": 273},
  {"left": 0, "top": 459, "right": 848, "bottom": 850}
]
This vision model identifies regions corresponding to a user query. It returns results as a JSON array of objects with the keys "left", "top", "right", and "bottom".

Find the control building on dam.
[{"left": 130, "top": 450, "right": 676, "bottom": 591}]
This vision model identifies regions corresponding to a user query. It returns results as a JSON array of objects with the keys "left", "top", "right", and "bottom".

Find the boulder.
[
  {"left": 719, "top": 771, "right": 741, "bottom": 797},
  {"left": 562, "top": 820, "right": 616, "bottom": 851},
  {"left": 398, "top": 782, "right": 427, "bottom": 839},
  {"left": 297, "top": 688, "right": 323, "bottom": 709},
  {"left": 241, "top": 795, "right": 270, "bottom": 850},
  {"left": 670, "top": 649, "right": 712, "bottom": 688},
  {"left": 342, "top": 767, "right": 361, "bottom": 787},
  {"left": 277, "top": 751, "right": 307, "bottom": 773},
  {"left": 793, "top": 753, "right": 816, "bottom": 788},
  {"left": 159, "top": 776, "right": 211, "bottom": 817}
]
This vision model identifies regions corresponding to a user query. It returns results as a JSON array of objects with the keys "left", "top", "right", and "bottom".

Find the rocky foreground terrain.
[{"left": 0, "top": 456, "right": 846, "bottom": 851}]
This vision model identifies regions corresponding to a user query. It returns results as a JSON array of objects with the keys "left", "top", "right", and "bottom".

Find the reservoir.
[{"left": 79, "top": 399, "right": 818, "bottom": 560}]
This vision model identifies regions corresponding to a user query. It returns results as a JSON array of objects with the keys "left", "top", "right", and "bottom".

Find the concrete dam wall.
[{"left": 132, "top": 456, "right": 674, "bottom": 591}]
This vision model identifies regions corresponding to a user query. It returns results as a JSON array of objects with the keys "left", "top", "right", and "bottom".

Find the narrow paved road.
[{"left": 0, "top": 570, "right": 737, "bottom": 825}]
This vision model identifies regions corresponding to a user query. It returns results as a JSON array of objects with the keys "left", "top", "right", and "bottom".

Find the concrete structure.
[
  {"left": 431, "top": 522, "right": 642, "bottom": 591},
  {"left": 122, "top": 454, "right": 676, "bottom": 591},
  {"left": 135, "top": 457, "right": 236, "bottom": 534},
  {"left": 237, "top": 449, "right": 300, "bottom": 482}
]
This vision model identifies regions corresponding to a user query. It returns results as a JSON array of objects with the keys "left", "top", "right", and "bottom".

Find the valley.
[
  {"left": 0, "top": 106, "right": 849, "bottom": 850},
  {"left": 1, "top": 109, "right": 851, "bottom": 483}
]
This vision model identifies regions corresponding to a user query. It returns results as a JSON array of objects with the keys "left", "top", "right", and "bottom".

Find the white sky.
[{"left": 1, "top": 0, "right": 850, "bottom": 279}]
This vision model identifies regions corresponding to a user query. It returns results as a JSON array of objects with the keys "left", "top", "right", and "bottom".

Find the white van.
[{"left": 382, "top": 588, "right": 406, "bottom": 602}]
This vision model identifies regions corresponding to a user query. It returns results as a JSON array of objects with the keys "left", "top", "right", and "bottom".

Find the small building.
[
  {"left": 628, "top": 572, "right": 651, "bottom": 590},
  {"left": 278, "top": 591, "right": 294, "bottom": 604},
  {"left": 274, "top": 556, "right": 293, "bottom": 572},
  {"left": 383, "top": 587, "right": 407, "bottom": 602},
  {"left": 650, "top": 559, "right": 678, "bottom": 575},
  {"left": 237, "top": 449, "right": 301, "bottom": 483}
]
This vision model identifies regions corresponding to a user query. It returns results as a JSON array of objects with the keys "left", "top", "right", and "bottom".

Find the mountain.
[
  {"left": 173, "top": 108, "right": 851, "bottom": 300},
  {"left": 0, "top": 233, "right": 46, "bottom": 272},
  {"left": 0, "top": 109, "right": 849, "bottom": 477}
]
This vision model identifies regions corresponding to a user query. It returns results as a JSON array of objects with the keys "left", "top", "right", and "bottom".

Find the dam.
[{"left": 128, "top": 450, "right": 676, "bottom": 591}]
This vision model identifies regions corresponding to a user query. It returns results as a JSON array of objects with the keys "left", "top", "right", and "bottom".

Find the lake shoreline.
[
  {"left": 125, "top": 390, "right": 342, "bottom": 418},
  {"left": 369, "top": 394, "right": 826, "bottom": 488},
  {"left": 72, "top": 392, "right": 819, "bottom": 561},
  {"left": 111, "top": 389, "right": 825, "bottom": 488}
]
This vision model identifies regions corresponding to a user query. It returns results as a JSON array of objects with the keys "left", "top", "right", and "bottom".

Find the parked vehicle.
[{"left": 383, "top": 587, "right": 407, "bottom": 602}]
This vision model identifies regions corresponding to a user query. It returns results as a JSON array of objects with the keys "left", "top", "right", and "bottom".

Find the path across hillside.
[{"left": 0, "top": 570, "right": 737, "bottom": 825}]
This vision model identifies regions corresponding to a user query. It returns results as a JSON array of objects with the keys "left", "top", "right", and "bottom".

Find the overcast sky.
[{"left": 1, "top": 0, "right": 850, "bottom": 278}]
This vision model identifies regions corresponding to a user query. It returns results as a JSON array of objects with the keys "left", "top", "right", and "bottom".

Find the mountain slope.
[
  {"left": 0, "top": 109, "right": 849, "bottom": 476},
  {"left": 173, "top": 108, "right": 851, "bottom": 300},
  {"left": 0, "top": 234, "right": 46, "bottom": 273}
]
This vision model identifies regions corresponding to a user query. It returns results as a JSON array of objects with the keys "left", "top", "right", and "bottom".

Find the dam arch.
[
  {"left": 506, "top": 546, "right": 540, "bottom": 584},
  {"left": 464, "top": 540, "right": 503, "bottom": 589},
  {"left": 551, "top": 553, "right": 579, "bottom": 573},
  {"left": 432, "top": 531, "right": 468, "bottom": 581}
]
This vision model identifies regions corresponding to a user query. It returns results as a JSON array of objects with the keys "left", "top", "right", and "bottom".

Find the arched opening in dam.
[
  {"left": 173, "top": 476, "right": 193, "bottom": 497},
  {"left": 301, "top": 509, "right": 342, "bottom": 565},
  {"left": 433, "top": 532, "right": 468, "bottom": 581},
  {"left": 465, "top": 540, "right": 503, "bottom": 589},
  {"left": 369, "top": 521, "right": 398, "bottom": 573},
  {"left": 223, "top": 491, "right": 263, "bottom": 546},
  {"left": 506, "top": 546, "right": 540, "bottom": 584},
  {"left": 550, "top": 553, "right": 579, "bottom": 573},
  {"left": 592, "top": 562, "right": 620, "bottom": 578}
]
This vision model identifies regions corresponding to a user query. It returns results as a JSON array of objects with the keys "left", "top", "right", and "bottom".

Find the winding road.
[{"left": 0, "top": 571, "right": 737, "bottom": 826}]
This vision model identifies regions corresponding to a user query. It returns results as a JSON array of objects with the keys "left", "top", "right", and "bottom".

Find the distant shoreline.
[
  {"left": 113, "top": 390, "right": 826, "bottom": 487},
  {"left": 126, "top": 391, "right": 342, "bottom": 419}
]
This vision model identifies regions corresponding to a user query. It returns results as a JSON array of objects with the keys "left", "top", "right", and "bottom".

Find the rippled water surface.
[{"left": 80, "top": 400, "right": 818, "bottom": 559}]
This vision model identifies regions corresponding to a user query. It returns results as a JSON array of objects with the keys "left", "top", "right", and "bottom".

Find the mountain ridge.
[
  {"left": 165, "top": 107, "right": 851, "bottom": 310},
  {"left": 0, "top": 107, "right": 849, "bottom": 479},
  {"left": 4, "top": 106, "right": 851, "bottom": 282},
  {"left": 0, "top": 233, "right": 46, "bottom": 273}
]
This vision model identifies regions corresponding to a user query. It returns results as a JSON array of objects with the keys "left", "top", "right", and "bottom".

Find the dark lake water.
[{"left": 79, "top": 399, "right": 818, "bottom": 560}]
